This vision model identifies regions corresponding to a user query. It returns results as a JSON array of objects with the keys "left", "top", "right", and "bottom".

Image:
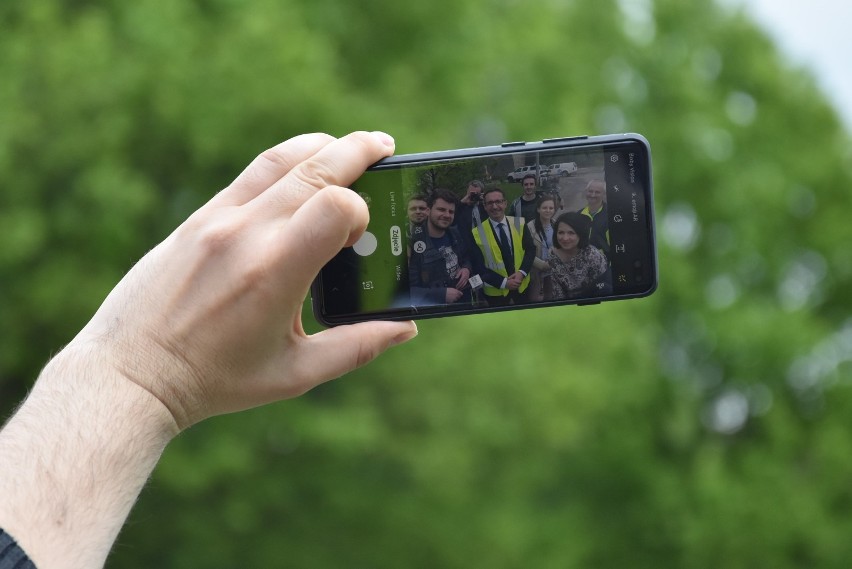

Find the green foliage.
[{"left": 3, "top": 0, "right": 852, "bottom": 567}]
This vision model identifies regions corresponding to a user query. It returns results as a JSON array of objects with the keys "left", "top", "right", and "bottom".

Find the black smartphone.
[{"left": 312, "top": 133, "right": 657, "bottom": 325}]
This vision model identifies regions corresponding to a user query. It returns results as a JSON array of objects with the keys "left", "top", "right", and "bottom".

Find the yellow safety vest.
[
  {"left": 579, "top": 205, "right": 610, "bottom": 247},
  {"left": 472, "top": 217, "right": 530, "bottom": 297}
]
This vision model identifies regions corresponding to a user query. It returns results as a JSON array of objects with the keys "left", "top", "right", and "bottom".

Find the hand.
[
  {"left": 445, "top": 288, "right": 463, "bottom": 303},
  {"left": 506, "top": 272, "right": 524, "bottom": 290},
  {"left": 71, "top": 131, "right": 418, "bottom": 430},
  {"left": 455, "top": 267, "right": 471, "bottom": 290}
]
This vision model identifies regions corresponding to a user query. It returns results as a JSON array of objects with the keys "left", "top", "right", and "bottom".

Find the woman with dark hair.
[
  {"left": 548, "top": 212, "right": 609, "bottom": 300},
  {"left": 526, "top": 195, "right": 557, "bottom": 301}
]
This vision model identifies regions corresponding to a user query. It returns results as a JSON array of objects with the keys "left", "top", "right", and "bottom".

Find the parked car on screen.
[
  {"left": 506, "top": 165, "right": 546, "bottom": 182},
  {"left": 548, "top": 162, "right": 578, "bottom": 176}
]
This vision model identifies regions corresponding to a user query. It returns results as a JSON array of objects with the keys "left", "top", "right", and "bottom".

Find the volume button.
[
  {"left": 542, "top": 135, "right": 588, "bottom": 143},
  {"left": 500, "top": 141, "right": 526, "bottom": 147}
]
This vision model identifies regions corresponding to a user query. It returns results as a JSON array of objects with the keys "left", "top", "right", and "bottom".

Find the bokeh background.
[{"left": 3, "top": 0, "right": 852, "bottom": 567}]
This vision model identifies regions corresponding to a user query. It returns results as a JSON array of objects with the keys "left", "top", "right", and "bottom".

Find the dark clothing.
[
  {"left": 0, "top": 529, "right": 36, "bottom": 569},
  {"left": 408, "top": 224, "right": 472, "bottom": 306},
  {"left": 470, "top": 217, "right": 536, "bottom": 294},
  {"left": 452, "top": 200, "right": 486, "bottom": 254},
  {"left": 482, "top": 290, "right": 526, "bottom": 307},
  {"left": 453, "top": 201, "right": 486, "bottom": 232},
  {"left": 406, "top": 220, "right": 424, "bottom": 240},
  {"left": 578, "top": 203, "right": 610, "bottom": 256},
  {"left": 511, "top": 195, "right": 538, "bottom": 226}
]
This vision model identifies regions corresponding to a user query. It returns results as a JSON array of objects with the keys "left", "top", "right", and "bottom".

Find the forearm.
[
  {"left": 0, "top": 344, "right": 178, "bottom": 569},
  {"left": 482, "top": 269, "right": 506, "bottom": 289},
  {"left": 0, "top": 131, "right": 417, "bottom": 567}
]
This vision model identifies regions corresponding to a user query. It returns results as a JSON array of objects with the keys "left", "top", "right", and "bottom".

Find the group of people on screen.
[{"left": 406, "top": 174, "right": 611, "bottom": 308}]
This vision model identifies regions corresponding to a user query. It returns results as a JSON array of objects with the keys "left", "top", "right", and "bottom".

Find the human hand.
[
  {"left": 71, "top": 131, "right": 418, "bottom": 430},
  {"left": 445, "top": 288, "right": 464, "bottom": 303},
  {"left": 506, "top": 272, "right": 524, "bottom": 290},
  {"left": 455, "top": 267, "right": 471, "bottom": 290}
]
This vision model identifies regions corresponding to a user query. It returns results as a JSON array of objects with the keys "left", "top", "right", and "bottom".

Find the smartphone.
[{"left": 312, "top": 133, "right": 657, "bottom": 325}]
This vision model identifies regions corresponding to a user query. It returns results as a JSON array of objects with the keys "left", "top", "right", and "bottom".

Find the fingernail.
[
  {"left": 371, "top": 131, "right": 395, "bottom": 148},
  {"left": 391, "top": 322, "right": 418, "bottom": 346}
]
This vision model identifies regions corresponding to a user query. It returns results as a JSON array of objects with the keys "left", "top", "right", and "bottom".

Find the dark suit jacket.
[{"left": 471, "top": 217, "right": 535, "bottom": 289}]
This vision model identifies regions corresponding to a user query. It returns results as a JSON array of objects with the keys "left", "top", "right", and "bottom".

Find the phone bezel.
[{"left": 311, "top": 133, "right": 657, "bottom": 326}]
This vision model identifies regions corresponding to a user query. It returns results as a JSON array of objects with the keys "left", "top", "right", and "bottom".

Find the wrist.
[
  {"left": 43, "top": 343, "right": 181, "bottom": 440},
  {"left": 0, "top": 345, "right": 179, "bottom": 567}
]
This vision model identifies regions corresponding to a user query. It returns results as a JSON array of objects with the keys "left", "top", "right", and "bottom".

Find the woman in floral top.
[{"left": 548, "top": 212, "right": 609, "bottom": 300}]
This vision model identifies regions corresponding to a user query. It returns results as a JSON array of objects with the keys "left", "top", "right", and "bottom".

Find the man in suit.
[{"left": 470, "top": 187, "right": 535, "bottom": 307}]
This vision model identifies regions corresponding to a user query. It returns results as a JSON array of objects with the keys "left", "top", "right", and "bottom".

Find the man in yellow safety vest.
[{"left": 471, "top": 187, "right": 536, "bottom": 307}]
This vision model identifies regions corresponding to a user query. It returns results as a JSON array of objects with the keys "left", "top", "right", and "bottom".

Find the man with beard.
[{"left": 409, "top": 189, "right": 472, "bottom": 306}]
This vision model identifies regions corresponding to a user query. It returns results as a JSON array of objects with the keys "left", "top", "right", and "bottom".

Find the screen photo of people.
[{"left": 403, "top": 149, "right": 613, "bottom": 311}]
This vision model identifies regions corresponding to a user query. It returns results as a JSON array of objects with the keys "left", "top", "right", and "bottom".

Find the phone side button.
[
  {"left": 576, "top": 300, "right": 601, "bottom": 306},
  {"left": 501, "top": 141, "right": 526, "bottom": 147},
  {"left": 542, "top": 136, "right": 588, "bottom": 143}
]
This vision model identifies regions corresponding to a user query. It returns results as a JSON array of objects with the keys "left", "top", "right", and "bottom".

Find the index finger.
[
  {"left": 251, "top": 130, "right": 395, "bottom": 217},
  {"left": 211, "top": 133, "right": 337, "bottom": 208}
]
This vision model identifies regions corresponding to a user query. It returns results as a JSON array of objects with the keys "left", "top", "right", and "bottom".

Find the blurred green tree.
[{"left": 2, "top": 0, "right": 852, "bottom": 567}]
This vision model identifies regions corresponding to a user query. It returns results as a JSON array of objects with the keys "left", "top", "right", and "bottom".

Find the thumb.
[{"left": 290, "top": 321, "right": 417, "bottom": 393}]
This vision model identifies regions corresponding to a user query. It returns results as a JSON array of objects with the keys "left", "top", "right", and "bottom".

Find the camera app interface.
[{"left": 318, "top": 142, "right": 653, "bottom": 319}]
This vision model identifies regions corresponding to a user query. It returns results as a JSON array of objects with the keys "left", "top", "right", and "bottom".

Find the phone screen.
[{"left": 313, "top": 136, "right": 656, "bottom": 324}]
